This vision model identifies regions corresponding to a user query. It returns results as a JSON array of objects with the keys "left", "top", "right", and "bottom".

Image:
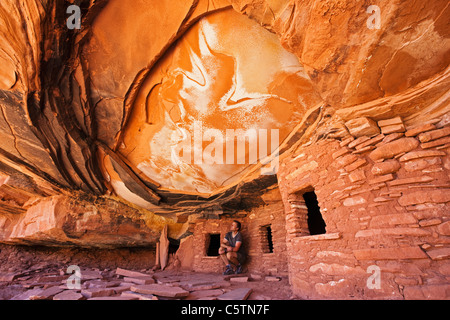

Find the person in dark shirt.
[{"left": 219, "top": 220, "right": 246, "bottom": 274}]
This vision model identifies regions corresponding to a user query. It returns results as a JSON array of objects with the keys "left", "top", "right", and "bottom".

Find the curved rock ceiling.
[
  {"left": 0, "top": 0, "right": 449, "bottom": 222},
  {"left": 117, "top": 10, "right": 317, "bottom": 196},
  {"left": 82, "top": 0, "right": 324, "bottom": 212}
]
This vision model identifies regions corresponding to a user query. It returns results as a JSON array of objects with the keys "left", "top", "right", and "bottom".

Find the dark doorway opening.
[
  {"left": 168, "top": 239, "right": 180, "bottom": 254},
  {"left": 303, "top": 190, "right": 326, "bottom": 235},
  {"left": 207, "top": 234, "right": 221, "bottom": 256}
]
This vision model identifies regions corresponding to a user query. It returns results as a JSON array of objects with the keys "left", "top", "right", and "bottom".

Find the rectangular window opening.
[
  {"left": 260, "top": 225, "right": 274, "bottom": 253},
  {"left": 206, "top": 233, "right": 221, "bottom": 257}
]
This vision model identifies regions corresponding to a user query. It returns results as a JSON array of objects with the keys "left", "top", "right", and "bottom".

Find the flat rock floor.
[{"left": 0, "top": 266, "right": 295, "bottom": 300}]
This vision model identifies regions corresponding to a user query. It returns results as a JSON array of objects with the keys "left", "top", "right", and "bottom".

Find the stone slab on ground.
[
  {"left": 53, "top": 290, "right": 84, "bottom": 300},
  {"left": 81, "top": 287, "right": 115, "bottom": 298},
  {"left": 186, "top": 283, "right": 222, "bottom": 291},
  {"left": 177, "top": 279, "right": 216, "bottom": 289},
  {"left": 155, "top": 277, "right": 182, "bottom": 285},
  {"left": 86, "top": 280, "right": 122, "bottom": 289},
  {"left": 123, "top": 276, "right": 155, "bottom": 285},
  {"left": 88, "top": 296, "right": 138, "bottom": 300},
  {"left": 131, "top": 284, "right": 189, "bottom": 298},
  {"left": 10, "top": 288, "right": 44, "bottom": 300},
  {"left": 84, "top": 280, "right": 110, "bottom": 288},
  {"left": 186, "top": 289, "right": 224, "bottom": 300},
  {"left": 29, "top": 286, "right": 65, "bottom": 300},
  {"left": 80, "top": 270, "right": 103, "bottom": 281},
  {"left": 121, "top": 291, "right": 158, "bottom": 300},
  {"left": 115, "top": 267, "right": 150, "bottom": 279},
  {"left": 230, "top": 277, "right": 249, "bottom": 283},
  {"left": 250, "top": 274, "right": 262, "bottom": 281},
  {"left": 223, "top": 273, "right": 248, "bottom": 281},
  {"left": 113, "top": 283, "right": 133, "bottom": 294},
  {"left": 1, "top": 267, "right": 293, "bottom": 300},
  {"left": 37, "top": 275, "right": 67, "bottom": 282},
  {"left": 265, "top": 276, "right": 281, "bottom": 282},
  {"left": 217, "top": 288, "right": 253, "bottom": 300},
  {"left": 0, "top": 273, "right": 20, "bottom": 282}
]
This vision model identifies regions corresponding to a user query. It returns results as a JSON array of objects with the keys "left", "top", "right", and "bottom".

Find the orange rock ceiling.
[{"left": 117, "top": 9, "right": 319, "bottom": 196}]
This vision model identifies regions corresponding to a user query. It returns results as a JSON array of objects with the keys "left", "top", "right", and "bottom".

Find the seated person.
[{"left": 218, "top": 220, "right": 246, "bottom": 274}]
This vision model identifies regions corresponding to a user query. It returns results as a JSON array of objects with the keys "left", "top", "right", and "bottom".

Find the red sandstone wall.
[
  {"left": 192, "top": 193, "right": 288, "bottom": 275},
  {"left": 244, "top": 189, "right": 288, "bottom": 275},
  {"left": 277, "top": 115, "right": 450, "bottom": 299},
  {"left": 192, "top": 218, "right": 233, "bottom": 272}
]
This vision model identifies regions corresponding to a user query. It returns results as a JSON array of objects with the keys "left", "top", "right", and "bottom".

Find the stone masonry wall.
[
  {"left": 192, "top": 192, "right": 288, "bottom": 275},
  {"left": 244, "top": 188, "right": 288, "bottom": 275},
  {"left": 192, "top": 218, "right": 233, "bottom": 273},
  {"left": 277, "top": 115, "right": 450, "bottom": 299}
]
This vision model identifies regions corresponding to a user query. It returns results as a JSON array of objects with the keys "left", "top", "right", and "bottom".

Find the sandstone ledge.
[{"left": 0, "top": 195, "right": 184, "bottom": 248}]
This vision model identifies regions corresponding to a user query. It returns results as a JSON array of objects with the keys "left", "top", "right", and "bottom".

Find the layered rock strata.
[{"left": 0, "top": 0, "right": 449, "bottom": 300}]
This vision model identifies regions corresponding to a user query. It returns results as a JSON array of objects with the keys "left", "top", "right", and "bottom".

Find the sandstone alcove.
[{"left": 0, "top": 0, "right": 449, "bottom": 300}]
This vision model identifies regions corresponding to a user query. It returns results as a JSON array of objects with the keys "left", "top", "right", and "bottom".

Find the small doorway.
[{"left": 206, "top": 234, "right": 221, "bottom": 256}]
